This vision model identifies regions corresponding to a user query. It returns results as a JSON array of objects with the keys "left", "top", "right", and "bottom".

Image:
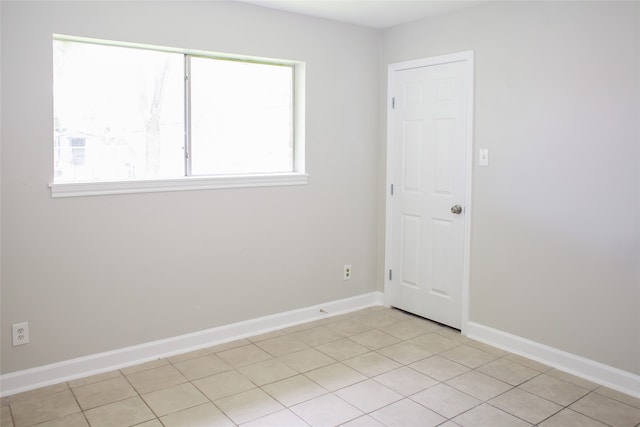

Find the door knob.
[{"left": 451, "top": 205, "right": 462, "bottom": 215}]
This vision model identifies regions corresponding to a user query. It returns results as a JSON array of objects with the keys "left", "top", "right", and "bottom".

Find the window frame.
[{"left": 50, "top": 35, "right": 307, "bottom": 198}]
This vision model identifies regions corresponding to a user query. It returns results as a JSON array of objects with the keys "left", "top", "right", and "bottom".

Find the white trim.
[
  {"left": 0, "top": 292, "right": 383, "bottom": 396},
  {"left": 384, "top": 51, "right": 474, "bottom": 332},
  {"left": 460, "top": 51, "right": 474, "bottom": 333},
  {"left": 388, "top": 52, "right": 473, "bottom": 73},
  {"left": 466, "top": 321, "right": 640, "bottom": 399},
  {"left": 53, "top": 33, "right": 300, "bottom": 66},
  {"left": 50, "top": 173, "right": 309, "bottom": 198}
]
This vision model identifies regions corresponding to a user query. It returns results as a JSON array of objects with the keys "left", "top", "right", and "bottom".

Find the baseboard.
[
  {"left": 465, "top": 321, "right": 640, "bottom": 399},
  {"left": 1, "top": 291, "right": 384, "bottom": 397}
]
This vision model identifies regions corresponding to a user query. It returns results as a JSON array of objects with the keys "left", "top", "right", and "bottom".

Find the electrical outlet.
[
  {"left": 12, "top": 322, "right": 29, "bottom": 346},
  {"left": 343, "top": 264, "right": 352, "bottom": 281}
]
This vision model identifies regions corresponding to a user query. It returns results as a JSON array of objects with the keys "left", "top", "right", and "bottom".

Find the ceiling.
[{"left": 236, "top": 0, "right": 483, "bottom": 29}]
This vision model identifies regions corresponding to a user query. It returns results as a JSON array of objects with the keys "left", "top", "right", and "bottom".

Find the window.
[{"left": 52, "top": 36, "right": 305, "bottom": 197}]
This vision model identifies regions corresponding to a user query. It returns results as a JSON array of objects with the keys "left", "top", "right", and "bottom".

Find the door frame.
[{"left": 384, "top": 51, "right": 474, "bottom": 334}]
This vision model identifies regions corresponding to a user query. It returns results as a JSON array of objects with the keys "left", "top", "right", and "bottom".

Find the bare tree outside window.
[{"left": 53, "top": 40, "right": 184, "bottom": 182}]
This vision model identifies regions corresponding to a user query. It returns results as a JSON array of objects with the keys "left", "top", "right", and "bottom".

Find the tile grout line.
[
  {"left": 66, "top": 381, "right": 92, "bottom": 427},
  {"left": 7, "top": 308, "right": 640, "bottom": 427},
  {"left": 119, "top": 364, "right": 163, "bottom": 426}
]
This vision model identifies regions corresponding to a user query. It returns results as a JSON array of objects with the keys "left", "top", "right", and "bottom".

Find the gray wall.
[
  {"left": 380, "top": 1, "right": 640, "bottom": 375},
  {"left": 2, "top": 0, "right": 639, "bottom": 380},
  {"left": 0, "top": 1, "right": 380, "bottom": 373}
]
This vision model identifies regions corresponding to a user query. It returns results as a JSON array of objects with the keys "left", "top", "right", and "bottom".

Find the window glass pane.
[
  {"left": 53, "top": 40, "right": 184, "bottom": 182},
  {"left": 190, "top": 57, "right": 293, "bottom": 175}
]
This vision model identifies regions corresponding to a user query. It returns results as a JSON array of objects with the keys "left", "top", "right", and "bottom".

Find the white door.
[{"left": 386, "top": 53, "right": 472, "bottom": 330}]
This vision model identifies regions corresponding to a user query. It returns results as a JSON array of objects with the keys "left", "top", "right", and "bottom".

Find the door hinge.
[
  {"left": 390, "top": 184, "right": 394, "bottom": 195},
  {"left": 392, "top": 97, "right": 395, "bottom": 109},
  {"left": 389, "top": 269, "right": 393, "bottom": 280}
]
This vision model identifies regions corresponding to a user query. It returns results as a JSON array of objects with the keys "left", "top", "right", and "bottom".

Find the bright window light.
[
  {"left": 190, "top": 57, "right": 293, "bottom": 175},
  {"left": 52, "top": 37, "right": 297, "bottom": 186}
]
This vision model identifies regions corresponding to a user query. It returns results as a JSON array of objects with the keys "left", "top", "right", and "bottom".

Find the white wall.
[
  {"left": 0, "top": 1, "right": 380, "bottom": 374},
  {"left": 381, "top": 1, "right": 640, "bottom": 375}
]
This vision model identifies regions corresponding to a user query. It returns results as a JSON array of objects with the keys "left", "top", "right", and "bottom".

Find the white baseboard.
[
  {"left": 1, "top": 291, "right": 384, "bottom": 397},
  {"left": 465, "top": 321, "right": 640, "bottom": 399}
]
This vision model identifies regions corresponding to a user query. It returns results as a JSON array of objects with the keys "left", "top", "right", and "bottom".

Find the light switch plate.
[{"left": 479, "top": 149, "right": 489, "bottom": 166}]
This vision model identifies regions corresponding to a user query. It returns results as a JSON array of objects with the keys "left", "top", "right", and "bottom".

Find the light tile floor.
[{"left": 2, "top": 307, "right": 640, "bottom": 427}]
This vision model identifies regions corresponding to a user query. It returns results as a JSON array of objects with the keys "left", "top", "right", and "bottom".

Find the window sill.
[{"left": 50, "top": 173, "right": 309, "bottom": 198}]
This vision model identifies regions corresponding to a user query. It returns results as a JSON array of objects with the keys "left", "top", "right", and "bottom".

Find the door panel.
[
  {"left": 388, "top": 58, "right": 469, "bottom": 329},
  {"left": 402, "top": 121, "right": 423, "bottom": 192},
  {"left": 400, "top": 214, "right": 420, "bottom": 288}
]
